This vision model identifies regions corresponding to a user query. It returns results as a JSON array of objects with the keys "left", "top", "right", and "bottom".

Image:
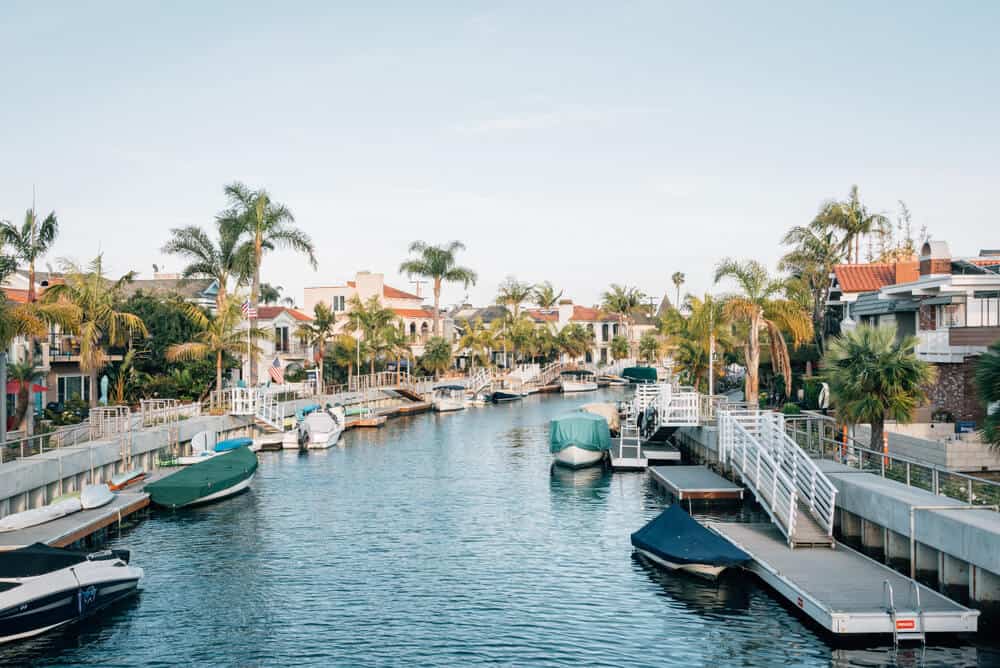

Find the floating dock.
[
  {"left": 650, "top": 465, "right": 744, "bottom": 501},
  {"left": 0, "top": 491, "right": 150, "bottom": 550},
  {"left": 642, "top": 444, "right": 681, "bottom": 463},
  {"left": 710, "top": 522, "right": 979, "bottom": 636}
]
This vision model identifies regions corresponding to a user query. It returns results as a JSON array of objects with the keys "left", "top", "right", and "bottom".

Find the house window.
[
  {"left": 936, "top": 304, "right": 965, "bottom": 329},
  {"left": 274, "top": 326, "right": 290, "bottom": 353},
  {"left": 58, "top": 376, "right": 91, "bottom": 404},
  {"left": 330, "top": 296, "right": 346, "bottom": 311},
  {"left": 602, "top": 324, "right": 610, "bottom": 342}
]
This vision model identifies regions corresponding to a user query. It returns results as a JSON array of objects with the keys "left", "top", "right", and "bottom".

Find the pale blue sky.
[{"left": 2, "top": 2, "right": 998, "bottom": 308}]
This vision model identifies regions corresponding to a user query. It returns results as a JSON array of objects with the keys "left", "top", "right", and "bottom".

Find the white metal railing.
[
  {"left": 614, "top": 404, "right": 643, "bottom": 461},
  {"left": 632, "top": 382, "right": 699, "bottom": 429},
  {"left": 89, "top": 406, "right": 131, "bottom": 440},
  {"left": 719, "top": 410, "right": 799, "bottom": 544}
]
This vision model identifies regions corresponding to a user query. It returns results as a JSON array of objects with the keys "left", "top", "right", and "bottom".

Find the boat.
[
  {"left": 146, "top": 446, "right": 258, "bottom": 508},
  {"left": 213, "top": 437, "right": 252, "bottom": 453},
  {"left": 580, "top": 402, "right": 621, "bottom": 435},
  {"left": 298, "top": 405, "right": 346, "bottom": 449},
  {"left": 0, "top": 497, "right": 83, "bottom": 533},
  {"left": 0, "top": 542, "right": 143, "bottom": 644},
  {"left": 108, "top": 468, "right": 145, "bottom": 491},
  {"left": 560, "top": 369, "right": 598, "bottom": 393},
  {"left": 549, "top": 411, "right": 612, "bottom": 468},
  {"left": 465, "top": 395, "right": 488, "bottom": 407},
  {"left": 490, "top": 390, "right": 523, "bottom": 403},
  {"left": 79, "top": 484, "right": 114, "bottom": 510},
  {"left": 282, "top": 405, "right": 322, "bottom": 449},
  {"left": 622, "top": 366, "right": 657, "bottom": 384},
  {"left": 630, "top": 505, "right": 751, "bottom": 580},
  {"left": 598, "top": 374, "right": 628, "bottom": 386},
  {"left": 432, "top": 385, "right": 467, "bottom": 412}
]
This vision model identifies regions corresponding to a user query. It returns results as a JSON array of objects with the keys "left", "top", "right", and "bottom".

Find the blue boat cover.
[
  {"left": 631, "top": 505, "right": 751, "bottom": 567},
  {"left": 214, "top": 437, "right": 253, "bottom": 453},
  {"left": 549, "top": 412, "right": 611, "bottom": 453},
  {"left": 295, "top": 404, "right": 321, "bottom": 421}
]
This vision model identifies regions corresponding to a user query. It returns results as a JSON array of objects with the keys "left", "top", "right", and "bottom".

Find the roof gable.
[{"left": 833, "top": 264, "right": 896, "bottom": 293}]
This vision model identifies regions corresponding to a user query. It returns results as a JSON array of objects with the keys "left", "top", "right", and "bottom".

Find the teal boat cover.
[
  {"left": 549, "top": 412, "right": 612, "bottom": 453},
  {"left": 623, "top": 366, "right": 657, "bottom": 383},
  {"left": 147, "top": 447, "right": 257, "bottom": 508}
]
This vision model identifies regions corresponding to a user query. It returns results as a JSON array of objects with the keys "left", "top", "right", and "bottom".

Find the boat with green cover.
[
  {"left": 549, "top": 411, "right": 611, "bottom": 468},
  {"left": 146, "top": 447, "right": 258, "bottom": 508},
  {"left": 622, "top": 366, "right": 657, "bottom": 384}
]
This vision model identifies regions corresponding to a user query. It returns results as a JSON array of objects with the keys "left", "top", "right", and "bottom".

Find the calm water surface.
[{"left": 2, "top": 390, "right": 995, "bottom": 667}]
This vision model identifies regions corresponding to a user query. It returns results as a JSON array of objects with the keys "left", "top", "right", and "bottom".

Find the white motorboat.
[
  {"left": 559, "top": 370, "right": 598, "bottom": 393},
  {"left": 432, "top": 385, "right": 467, "bottom": 412},
  {"left": 549, "top": 412, "right": 612, "bottom": 469},
  {"left": 299, "top": 406, "right": 346, "bottom": 449},
  {"left": 0, "top": 543, "right": 143, "bottom": 643},
  {"left": 553, "top": 445, "right": 606, "bottom": 468}
]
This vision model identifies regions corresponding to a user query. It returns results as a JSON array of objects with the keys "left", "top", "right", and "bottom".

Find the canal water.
[{"left": 2, "top": 390, "right": 995, "bottom": 667}]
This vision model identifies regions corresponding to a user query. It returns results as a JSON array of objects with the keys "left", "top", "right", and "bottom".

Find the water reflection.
[
  {"left": 549, "top": 463, "right": 612, "bottom": 496},
  {"left": 632, "top": 552, "right": 752, "bottom": 617}
]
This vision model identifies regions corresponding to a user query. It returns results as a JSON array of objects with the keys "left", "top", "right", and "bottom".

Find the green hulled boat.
[{"left": 146, "top": 446, "right": 258, "bottom": 509}]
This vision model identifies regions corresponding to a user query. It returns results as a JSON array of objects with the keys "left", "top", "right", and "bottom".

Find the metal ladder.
[
  {"left": 883, "top": 580, "right": 926, "bottom": 646},
  {"left": 617, "top": 406, "right": 643, "bottom": 461}
]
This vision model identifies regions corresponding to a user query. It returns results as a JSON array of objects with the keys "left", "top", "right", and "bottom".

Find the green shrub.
[{"left": 782, "top": 402, "right": 801, "bottom": 415}]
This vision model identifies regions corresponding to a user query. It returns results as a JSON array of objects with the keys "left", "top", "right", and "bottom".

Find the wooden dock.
[
  {"left": 710, "top": 522, "right": 979, "bottom": 636},
  {"left": 0, "top": 492, "right": 150, "bottom": 550},
  {"left": 650, "top": 465, "right": 744, "bottom": 501}
]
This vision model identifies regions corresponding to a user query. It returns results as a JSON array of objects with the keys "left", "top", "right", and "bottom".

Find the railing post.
[
  {"left": 906, "top": 462, "right": 911, "bottom": 487},
  {"left": 933, "top": 469, "right": 940, "bottom": 495}
]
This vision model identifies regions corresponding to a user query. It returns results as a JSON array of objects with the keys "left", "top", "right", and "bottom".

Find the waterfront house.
[
  {"left": 303, "top": 271, "right": 448, "bottom": 356},
  {"left": 237, "top": 306, "right": 315, "bottom": 384}
]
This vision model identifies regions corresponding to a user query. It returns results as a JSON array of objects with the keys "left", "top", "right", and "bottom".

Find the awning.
[
  {"left": 5, "top": 381, "right": 47, "bottom": 394},
  {"left": 974, "top": 290, "right": 1000, "bottom": 299},
  {"left": 922, "top": 295, "right": 956, "bottom": 306}
]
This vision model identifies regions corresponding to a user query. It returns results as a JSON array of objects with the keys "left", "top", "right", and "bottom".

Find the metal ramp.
[
  {"left": 609, "top": 405, "right": 646, "bottom": 469},
  {"left": 718, "top": 409, "right": 836, "bottom": 548}
]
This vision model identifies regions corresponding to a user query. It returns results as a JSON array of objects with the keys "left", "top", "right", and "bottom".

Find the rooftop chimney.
[{"left": 919, "top": 240, "right": 951, "bottom": 276}]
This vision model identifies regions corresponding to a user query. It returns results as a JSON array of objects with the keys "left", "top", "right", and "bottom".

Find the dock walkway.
[
  {"left": 710, "top": 522, "right": 979, "bottom": 636},
  {"left": 0, "top": 492, "right": 150, "bottom": 550},
  {"left": 650, "top": 465, "right": 743, "bottom": 501}
]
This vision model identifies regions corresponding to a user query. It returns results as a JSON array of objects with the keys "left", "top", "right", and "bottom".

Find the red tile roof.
[
  {"left": 3, "top": 289, "right": 30, "bottom": 304},
  {"left": 345, "top": 281, "right": 421, "bottom": 300},
  {"left": 256, "top": 306, "right": 312, "bottom": 321},
  {"left": 525, "top": 309, "right": 558, "bottom": 322},
  {"left": 392, "top": 308, "right": 435, "bottom": 319},
  {"left": 833, "top": 264, "right": 897, "bottom": 293},
  {"left": 570, "top": 306, "right": 617, "bottom": 322}
]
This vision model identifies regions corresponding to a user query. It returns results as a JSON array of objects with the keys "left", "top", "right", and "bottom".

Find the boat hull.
[
  {"left": 553, "top": 445, "right": 606, "bottom": 469},
  {"left": 561, "top": 381, "right": 598, "bottom": 393},
  {"left": 634, "top": 548, "right": 726, "bottom": 581},
  {"left": 306, "top": 429, "right": 343, "bottom": 449},
  {"left": 491, "top": 392, "right": 523, "bottom": 403},
  {"left": 180, "top": 473, "right": 255, "bottom": 507},
  {"left": 282, "top": 432, "right": 300, "bottom": 449},
  {"left": 433, "top": 398, "right": 466, "bottom": 412}
]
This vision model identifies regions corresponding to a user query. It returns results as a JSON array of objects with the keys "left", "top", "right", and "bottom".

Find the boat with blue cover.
[
  {"left": 214, "top": 437, "right": 252, "bottom": 452},
  {"left": 630, "top": 504, "right": 751, "bottom": 580},
  {"left": 549, "top": 411, "right": 611, "bottom": 468}
]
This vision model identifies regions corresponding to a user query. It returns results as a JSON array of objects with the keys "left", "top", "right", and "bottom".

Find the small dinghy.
[
  {"left": 108, "top": 468, "right": 145, "bottom": 491},
  {"left": 490, "top": 390, "right": 523, "bottom": 403},
  {"left": 214, "top": 437, "right": 252, "bottom": 453},
  {"left": 630, "top": 505, "right": 751, "bottom": 580},
  {"left": 0, "top": 497, "right": 83, "bottom": 533},
  {"left": 549, "top": 411, "right": 612, "bottom": 468},
  {"left": 80, "top": 484, "right": 114, "bottom": 510}
]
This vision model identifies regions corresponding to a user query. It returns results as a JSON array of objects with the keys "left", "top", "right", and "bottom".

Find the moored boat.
[
  {"left": 299, "top": 406, "right": 346, "bottom": 449},
  {"left": 490, "top": 390, "right": 523, "bottom": 403},
  {"left": 0, "top": 543, "right": 143, "bottom": 644},
  {"left": 213, "top": 437, "right": 253, "bottom": 453},
  {"left": 108, "top": 468, "right": 145, "bottom": 491},
  {"left": 598, "top": 374, "right": 628, "bottom": 386},
  {"left": 549, "top": 411, "right": 612, "bottom": 468},
  {"left": 79, "top": 484, "right": 114, "bottom": 510},
  {"left": 146, "top": 446, "right": 258, "bottom": 508},
  {"left": 622, "top": 366, "right": 657, "bottom": 384},
  {"left": 559, "top": 369, "right": 598, "bottom": 393},
  {"left": 630, "top": 505, "right": 751, "bottom": 580},
  {"left": 0, "top": 497, "right": 83, "bottom": 533},
  {"left": 432, "top": 385, "right": 467, "bottom": 412}
]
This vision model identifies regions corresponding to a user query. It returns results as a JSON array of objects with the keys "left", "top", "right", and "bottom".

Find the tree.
[
  {"left": 976, "top": 341, "right": 1000, "bottom": 450},
  {"left": 714, "top": 258, "right": 813, "bottom": 406},
  {"left": 823, "top": 325, "right": 934, "bottom": 450},
  {"left": 42, "top": 255, "right": 148, "bottom": 407},
  {"left": 259, "top": 283, "right": 283, "bottom": 305},
  {"left": 326, "top": 334, "right": 359, "bottom": 386},
  {"left": 399, "top": 240, "right": 477, "bottom": 336},
  {"left": 820, "top": 185, "right": 890, "bottom": 264},
  {"left": 671, "top": 272, "right": 685, "bottom": 308},
  {"left": 7, "top": 360, "right": 42, "bottom": 429},
  {"left": 779, "top": 217, "right": 844, "bottom": 342},
  {"left": 661, "top": 294, "right": 734, "bottom": 392},
  {"left": 496, "top": 276, "right": 534, "bottom": 321},
  {"left": 532, "top": 281, "right": 563, "bottom": 309},
  {"left": 295, "top": 303, "right": 337, "bottom": 389},
  {"left": 420, "top": 336, "right": 452, "bottom": 378},
  {"left": 161, "top": 218, "right": 245, "bottom": 312},
  {"left": 638, "top": 331, "right": 661, "bottom": 364},
  {"left": 165, "top": 297, "right": 268, "bottom": 398},
  {"left": 601, "top": 284, "right": 646, "bottom": 349},
  {"left": 343, "top": 295, "right": 399, "bottom": 374},
  {"left": 382, "top": 325, "right": 411, "bottom": 384},
  {"left": 223, "top": 181, "right": 316, "bottom": 380},
  {"left": 0, "top": 208, "right": 58, "bottom": 305},
  {"left": 610, "top": 335, "right": 629, "bottom": 361},
  {"left": 458, "top": 318, "right": 493, "bottom": 369},
  {"left": 558, "top": 323, "right": 591, "bottom": 362}
]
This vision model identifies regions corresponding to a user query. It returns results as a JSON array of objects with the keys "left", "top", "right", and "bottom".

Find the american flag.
[
  {"left": 241, "top": 299, "right": 258, "bottom": 319},
  {"left": 268, "top": 358, "right": 284, "bottom": 383}
]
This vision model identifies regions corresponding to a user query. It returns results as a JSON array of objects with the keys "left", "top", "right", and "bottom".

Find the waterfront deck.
[
  {"left": 710, "top": 522, "right": 979, "bottom": 636},
  {"left": 0, "top": 491, "right": 150, "bottom": 550},
  {"left": 650, "top": 465, "right": 743, "bottom": 501},
  {"left": 642, "top": 443, "right": 681, "bottom": 463}
]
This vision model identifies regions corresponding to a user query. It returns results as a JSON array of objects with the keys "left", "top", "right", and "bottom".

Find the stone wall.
[
  {"left": 928, "top": 359, "right": 985, "bottom": 423},
  {"left": 919, "top": 303, "right": 936, "bottom": 331}
]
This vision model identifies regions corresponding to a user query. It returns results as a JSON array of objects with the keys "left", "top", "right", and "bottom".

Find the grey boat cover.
[{"left": 630, "top": 505, "right": 751, "bottom": 567}]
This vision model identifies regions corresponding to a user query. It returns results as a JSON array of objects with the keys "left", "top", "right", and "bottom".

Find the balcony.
[
  {"left": 916, "top": 329, "right": 992, "bottom": 363},
  {"left": 275, "top": 343, "right": 313, "bottom": 359},
  {"left": 48, "top": 336, "right": 123, "bottom": 364}
]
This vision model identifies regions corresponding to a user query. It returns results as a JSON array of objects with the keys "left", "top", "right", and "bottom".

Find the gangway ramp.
[{"left": 710, "top": 522, "right": 978, "bottom": 637}]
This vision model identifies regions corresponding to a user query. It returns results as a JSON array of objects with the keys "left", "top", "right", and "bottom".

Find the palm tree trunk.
[
  {"left": 250, "top": 240, "right": 262, "bottom": 384},
  {"left": 870, "top": 415, "right": 884, "bottom": 451},
  {"left": 746, "top": 315, "right": 761, "bottom": 406},
  {"left": 26, "top": 260, "right": 36, "bottom": 436},
  {"left": 89, "top": 367, "right": 99, "bottom": 408},
  {"left": 433, "top": 278, "right": 441, "bottom": 336},
  {"left": 216, "top": 350, "right": 223, "bottom": 401}
]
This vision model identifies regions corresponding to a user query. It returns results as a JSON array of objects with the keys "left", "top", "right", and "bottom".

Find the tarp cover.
[
  {"left": 549, "top": 412, "right": 611, "bottom": 453},
  {"left": 622, "top": 366, "right": 657, "bottom": 383},
  {"left": 147, "top": 447, "right": 257, "bottom": 509},
  {"left": 214, "top": 437, "right": 253, "bottom": 452},
  {"left": 631, "top": 505, "right": 751, "bottom": 567},
  {"left": 0, "top": 543, "right": 88, "bottom": 578}
]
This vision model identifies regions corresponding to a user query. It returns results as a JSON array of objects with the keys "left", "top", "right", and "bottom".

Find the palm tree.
[
  {"left": 344, "top": 295, "right": 400, "bottom": 375},
  {"left": 601, "top": 284, "right": 646, "bottom": 350},
  {"left": 295, "top": 303, "right": 337, "bottom": 389},
  {"left": 661, "top": 294, "right": 733, "bottom": 392},
  {"left": 421, "top": 336, "right": 452, "bottom": 379},
  {"left": 7, "top": 360, "right": 42, "bottom": 430},
  {"left": 558, "top": 323, "right": 591, "bottom": 362},
  {"left": 506, "top": 315, "right": 537, "bottom": 364},
  {"left": 327, "top": 334, "right": 359, "bottom": 385},
  {"left": 399, "top": 241, "right": 477, "bottom": 336},
  {"left": 976, "top": 341, "right": 1000, "bottom": 450},
  {"left": 496, "top": 277, "right": 534, "bottom": 320},
  {"left": 779, "top": 219, "right": 845, "bottom": 340},
  {"left": 161, "top": 218, "right": 245, "bottom": 312},
  {"left": 223, "top": 181, "right": 316, "bottom": 380},
  {"left": 259, "top": 283, "right": 283, "bottom": 305},
  {"left": 671, "top": 272, "right": 685, "bottom": 308},
  {"left": 0, "top": 208, "right": 58, "bottom": 305},
  {"left": 382, "top": 325, "right": 412, "bottom": 384},
  {"left": 458, "top": 318, "right": 493, "bottom": 369},
  {"left": 532, "top": 281, "right": 563, "bottom": 309},
  {"left": 714, "top": 258, "right": 813, "bottom": 406},
  {"left": 820, "top": 185, "right": 890, "bottom": 263},
  {"left": 638, "top": 331, "right": 661, "bottom": 364},
  {"left": 42, "top": 255, "right": 148, "bottom": 407},
  {"left": 610, "top": 335, "right": 629, "bottom": 361},
  {"left": 823, "top": 325, "right": 934, "bottom": 450}
]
